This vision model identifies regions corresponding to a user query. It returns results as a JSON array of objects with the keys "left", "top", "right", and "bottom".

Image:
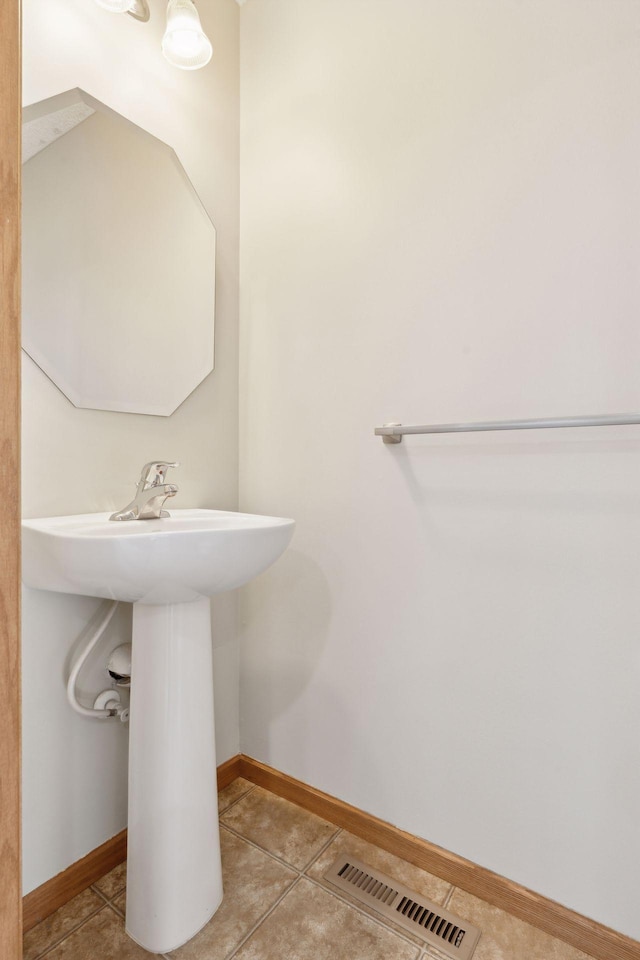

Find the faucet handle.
[{"left": 139, "top": 461, "right": 180, "bottom": 487}]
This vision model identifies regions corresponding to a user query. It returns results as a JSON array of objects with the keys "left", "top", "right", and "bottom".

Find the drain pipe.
[{"left": 66, "top": 600, "right": 128, "bottom": 721}]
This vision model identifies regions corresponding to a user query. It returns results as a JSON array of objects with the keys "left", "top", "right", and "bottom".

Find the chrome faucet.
[{"left": 109, "top": 461, "right": 179, "bottom": 521}]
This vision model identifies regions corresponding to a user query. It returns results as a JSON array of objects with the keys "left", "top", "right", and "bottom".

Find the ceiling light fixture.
[{"left": 162, "top": 0, "right": 212, "bottom": 70}]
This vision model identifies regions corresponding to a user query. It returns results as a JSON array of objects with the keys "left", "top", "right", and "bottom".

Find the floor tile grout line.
[
  {"left": 422, "top": 944, "right": 459, "bottom": 960},
  {"left": 91, "top": 883, "right": 127, "bottom": 905},
  {"left": 28, "top": 902, "right": 109, "bottom": 960},
  {"left": 218, "top": 783, "right": 257, "bottom": 817},
  {"left": 303, "top": 874, "right": 427, "bottom": 952},
  {"left": 90, "top": 884, "right": 113, "bottom": 907},
  {"left": 219, "top": 818, "right": 340, "bottom": 877},
  {"left": 224, "top": 874, "right": 304, "bottom": 960},
  {"left": 107, "top": 899, "right": 125, "bottom": 919},
  {"left": 425, "top": 948, "right": 450, "bottom": 960},
  {"left": 220, "top": 822, "right": 306, "bottom": 875},
  {"left": 218, "top": 782, "right": 261, "bottom": 822},
  {"left": 299, "top": 825, "right": 342, "bottom": 873},
  {"left": 442, "top": 884, "right": 455, "bottom": 910}
]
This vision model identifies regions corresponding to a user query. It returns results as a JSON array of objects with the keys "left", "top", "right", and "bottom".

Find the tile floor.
[{"left": 24, "top": 778, "right": 598, "bottom": 960}]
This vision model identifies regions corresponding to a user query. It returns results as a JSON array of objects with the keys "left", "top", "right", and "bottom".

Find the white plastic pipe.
[{"left": 66, "top": 600, "right": 119, "bottom": 718}]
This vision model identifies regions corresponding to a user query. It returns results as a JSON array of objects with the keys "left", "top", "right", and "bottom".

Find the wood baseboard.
[
  {"left": 238, "top": 756, "right": 640, "bottom": 960},
  {"left": 22, "top": 754, "right": 243, "bottom": 933},
  {"left": 22, "top": 830, "right": 127, "bottom": 933},
  {"left": 217, "top": 754, "right": 242, "bottom": 791}
]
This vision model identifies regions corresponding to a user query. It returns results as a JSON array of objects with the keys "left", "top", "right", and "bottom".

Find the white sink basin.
[
  {"left": 22, "top": 508, "right": 294, "bottom": 605},
  {"left": 22, "top": 506, "right": 294, "bottom": 954}
]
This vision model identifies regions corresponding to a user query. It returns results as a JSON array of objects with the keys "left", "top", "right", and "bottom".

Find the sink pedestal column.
[{"left": 126, "top": 597, "right": 223, "bottom": 954}]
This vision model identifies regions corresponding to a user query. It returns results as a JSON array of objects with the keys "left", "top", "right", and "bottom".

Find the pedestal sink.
[{"left": 22, "top": 509, "right": 294, "bottom": 953}]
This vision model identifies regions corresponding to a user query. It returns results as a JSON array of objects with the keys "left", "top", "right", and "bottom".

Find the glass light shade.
[
  {"left": 162, "top": 0, "right": 212, "bottom": 70},
  {"left": 94, "top": 0, "right": 136, "bottom": 12}
]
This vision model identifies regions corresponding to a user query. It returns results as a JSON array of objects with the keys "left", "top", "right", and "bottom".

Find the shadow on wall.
[
  {"left": 386, "top": 434, "right": 640, "bottom": 511},
  {"left": 240, "top": 549, "right": 402, "bottom": 807},
  {"left": 379, "top": 435, "right": 640, "bottom": 599},
  {"left": 240, "top": 548, "right": 332, "bottom": 727}
]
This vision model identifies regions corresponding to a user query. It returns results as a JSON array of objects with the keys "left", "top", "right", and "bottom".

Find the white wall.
[
  {"left": 22, "top": 0, "right": 239, "bottom": 894},
  {"left": 239, "top": 0, "right": 640, "bottom": 939}
]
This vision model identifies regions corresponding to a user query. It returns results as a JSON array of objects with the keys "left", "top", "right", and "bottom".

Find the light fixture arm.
[
  {"left": 94, "top": 0, "right": 148, "bottom": 16},
  {"left": 127, "top": 0, "right": 150, "bottom": 22}
]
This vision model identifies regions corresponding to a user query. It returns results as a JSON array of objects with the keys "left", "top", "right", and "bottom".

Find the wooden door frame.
[{"left": 0, "top": 0, "right": 22, "bottom": 957}]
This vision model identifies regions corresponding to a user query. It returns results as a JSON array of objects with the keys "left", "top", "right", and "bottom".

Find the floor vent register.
[{"left": 323, "top": 855, "right": 481, "bottom": 960}]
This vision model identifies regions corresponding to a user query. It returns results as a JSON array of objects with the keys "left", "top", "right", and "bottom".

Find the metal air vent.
[{"left": 323, "top": 855, "right": 481, "bottom": 960}]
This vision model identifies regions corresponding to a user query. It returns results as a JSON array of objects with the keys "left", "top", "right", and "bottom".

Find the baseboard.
[
  {"left": 22, "top": 754, "right": 243, "bottom": 933},
  {"left": 238, "top": 755, "right": 640, "bottom": 960},
  {"left": 22, "top": 829, "right": 128, "bottom": 933},
  {"left": 217, "top": 754, "right": 243, "bottom": 791}
]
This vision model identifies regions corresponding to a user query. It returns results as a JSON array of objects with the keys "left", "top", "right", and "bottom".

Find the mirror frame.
[{"left": 0, "top": 0, "right": 22, "bottom": 956}]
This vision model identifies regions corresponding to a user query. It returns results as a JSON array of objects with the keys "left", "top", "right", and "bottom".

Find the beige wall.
[
  {"left": 239, "top": 0, "right": 640, "bottom": 939},
  {"left": 22, "top": 0, "right": 239, "bottom": 894}
]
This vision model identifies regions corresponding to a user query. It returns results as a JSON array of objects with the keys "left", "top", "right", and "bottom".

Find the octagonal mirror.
[{"left": 22, "top": 88, "right": 215, "bottom": 416}]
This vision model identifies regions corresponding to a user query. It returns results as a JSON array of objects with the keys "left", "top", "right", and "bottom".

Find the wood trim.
[
  {"left": 0, "top": 0, "right": 22, "bottom": 957},
  {"left": 217, "top": 753, "right": 243, "bottom": 791},
  {"left": 239, "top": 756, "right": 640, "bottom": 960},
  {"left": 22, "top": 831, "right": 127, "bottom": 933},
  {"left": 22, "top": 756, "right": 243, "bottom": 932}
]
